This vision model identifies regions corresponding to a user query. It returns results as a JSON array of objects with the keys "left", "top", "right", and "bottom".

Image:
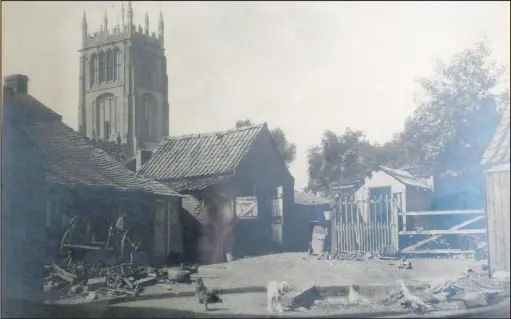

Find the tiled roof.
[
  {"left": 139, "top": 124, "right": 266, "bottom": 191},
  {"left": 24, "top": 120, "right": 182, "bottom": 197},
  {"left": 4, "top": 89, "right": 181, "bottom": 197},
  {"left": 294, "top": 191, "right": 330, "bottom": 205},
  {"left": 379, "top": 166, "right": 432, "bottom": 190},
  {"left": 481, "top": 105, "right": 510, "bottom": 167}
]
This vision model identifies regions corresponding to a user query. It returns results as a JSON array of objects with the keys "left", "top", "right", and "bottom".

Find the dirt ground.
[{"left": 103, "top": 253, "right": 495, "bottom": 316}]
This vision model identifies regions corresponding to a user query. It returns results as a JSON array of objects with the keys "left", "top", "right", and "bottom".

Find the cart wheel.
[
  {"left": 59, "top": 227, "right": 74, "bottom": 255},
  {"left": 121, "top": 229, "right": 132, "bottom": 260}
]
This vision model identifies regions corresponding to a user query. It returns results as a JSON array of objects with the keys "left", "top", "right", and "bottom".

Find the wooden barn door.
[{"left": 271, "top": 187, "right": 284, "bottom": 244}]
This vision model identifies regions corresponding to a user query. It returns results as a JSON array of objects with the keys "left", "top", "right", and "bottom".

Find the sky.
[{"left": 3, "top": 1, "right": 510, "bottom": 190}]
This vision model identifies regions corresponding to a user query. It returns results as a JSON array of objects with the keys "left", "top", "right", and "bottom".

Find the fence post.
[
  {"left": 391, "top": 193, "right": 399, "bottom": 253},
  {"left": 331, "top": 200, "right": 338, "bottom": 252}
]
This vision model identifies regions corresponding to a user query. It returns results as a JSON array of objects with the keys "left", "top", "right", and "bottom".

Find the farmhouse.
[
  {"left": 2, "top": 74, "right": 184, "bottom": 266},
  {"left": 481, "top": 105, "right": 510, "bottom": 274},
  {"left": 138, "top": 123, "right": 295, "bottom": 264}
]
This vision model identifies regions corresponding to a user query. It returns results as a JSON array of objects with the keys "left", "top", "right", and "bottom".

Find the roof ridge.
[{"left": 164, "top": 123, "right": 267, "bottom": 141}]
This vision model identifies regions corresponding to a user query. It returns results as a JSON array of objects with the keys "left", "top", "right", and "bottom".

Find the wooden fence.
[
  {"left": 331, "top": 193, "right": 402, "bottom": 253},
  {"left": 331, "top": 192, "right": 487, "bottom": 255}
]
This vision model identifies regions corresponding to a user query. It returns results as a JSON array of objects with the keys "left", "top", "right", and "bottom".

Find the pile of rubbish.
[
  {"left": 43, "top": 259, "right": 200, "bottom": 302},
  {"left": 315, "top": 250, "right": 398, "bottom": 261},
  {"left": 381, "top": 271, "right": 510, "bottom": 313}
]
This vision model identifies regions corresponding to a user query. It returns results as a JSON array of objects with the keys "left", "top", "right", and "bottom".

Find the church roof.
[
  {"left": 481, "top": 105, "right": 510, "bottom": 167},
  {"left": 5, "top": 89, "right": 181, "bottom": 197},
  {"left": 138, "top": 124, "right": 267, "bottom": 192}
]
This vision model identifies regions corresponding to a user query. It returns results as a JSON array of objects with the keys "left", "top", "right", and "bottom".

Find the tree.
[
  {"left": 306, "top": 128, "right": 381, "bottom": 195},
  {"left": 391, "top": 40, "right": 509, "bottom": 173},
  {"left": 235, "top": 119, "right": 296, "bottom": 166}
]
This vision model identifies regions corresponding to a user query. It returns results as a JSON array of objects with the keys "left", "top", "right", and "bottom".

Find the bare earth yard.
[{"left": 101, "top": 253, "right": 509, "bottom": 316}]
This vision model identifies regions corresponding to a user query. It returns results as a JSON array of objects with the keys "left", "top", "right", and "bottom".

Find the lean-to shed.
[{"left": 481, "top": 105, "right": 510, "bottom": 274}]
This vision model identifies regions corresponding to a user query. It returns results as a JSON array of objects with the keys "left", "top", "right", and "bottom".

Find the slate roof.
[
  {"left": 481, "top": 105, "right": 510, "bottom": 167},
  {"left": 379, "top": 166, "right": 432, "bottom": 190},
  {"left": 5, "top": 89, "right": 181, "bottom": 197},
  {"left": 294, "top": 191, "right": 330, "bottom": 205},
  {"left": 138, "top": 124, "right": 267, "bottom": 192}
]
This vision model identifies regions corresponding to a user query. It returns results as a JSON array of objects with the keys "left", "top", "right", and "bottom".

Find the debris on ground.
[
  {"left": 397, "top": 259, "right": 413, "bottom": 269},
  {"left": 315, "top": 250, "right": 399, "bottom": 261}
]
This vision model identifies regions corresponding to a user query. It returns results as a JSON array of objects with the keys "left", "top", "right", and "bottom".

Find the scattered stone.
[
  {"left": 295, "top": 307, "right": 308, "bottom": 312},
  {"left": 459, "top": 291, "right": 488, "bottom": 308},
  {"left": 70, "top": 285, "right": 84, "bottom": 294},
  {"left": 464, "top": 268, "right": 473, "bottom": 274}
]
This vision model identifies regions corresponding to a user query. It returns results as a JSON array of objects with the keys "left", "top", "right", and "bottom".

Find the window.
[
  {"left": 98, "top": 51, "right": 106, "bottom": 83},
  {"left": 140, "top": 94, "right": 158, "bottom": 140},
  {"left": 90, "top": 54, "right": 97, "bottom": 87},
  {"left": 114, "top": 48, "right": 121, "bottom": 79},
  {"left": 95, "top": 94, "right": 116, "bottom": 139},
  {"left": 106, "top": 50, "right": 113, "bottom": 81},
  {"left": 105, "top": 121, "right": 110, "bottom": 137}
]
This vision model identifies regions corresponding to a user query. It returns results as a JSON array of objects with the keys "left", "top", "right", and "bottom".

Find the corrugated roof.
[
  {"left": 481, "top": 105, "right": 510, "bottom": 167},
  {"left": 379, "top": 166, "right": 432, "bottom": 190},
  {"left": 4, "top": 89, "right": 181, "bottom": 197},
  {"left": 294, "top": 191, "right": 330, "bottom": 205},
  {"left": 138, "top": 124, "right": 266, "bottom": 191}
]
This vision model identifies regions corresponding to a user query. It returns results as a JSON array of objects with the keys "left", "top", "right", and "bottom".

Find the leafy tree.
[
  {"left": 235, "top": 119, "right": 296, "bottom": 166},
  {"left": 306, "top": 128, "right": 380, "bottom": 195},
  {"left": 391, "top": 40, "right": 509, "bottom": 173}
]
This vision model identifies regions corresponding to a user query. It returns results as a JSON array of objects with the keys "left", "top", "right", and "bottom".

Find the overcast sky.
[{"left": 4, "top": 1, "right": 510, "bottom": 189}]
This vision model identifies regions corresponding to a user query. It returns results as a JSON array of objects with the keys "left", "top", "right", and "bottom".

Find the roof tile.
[{"left": 139, "top": 124, "right": 266, "bottom": 191}]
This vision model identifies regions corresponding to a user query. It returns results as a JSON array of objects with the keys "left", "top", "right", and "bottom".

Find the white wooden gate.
[{"left": 333, "top": 193, "right": 401, "bottom": 253}]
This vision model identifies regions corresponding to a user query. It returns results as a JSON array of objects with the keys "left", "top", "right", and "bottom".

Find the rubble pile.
[
  {"left": 43, "top": 259, "right": 199, "bottom": 303},
  {"left": 316, "top": 250, "right": 398, "bottom": 261},
  {"left": 380, "top": 271, "right": 510, "bottom": 313}
]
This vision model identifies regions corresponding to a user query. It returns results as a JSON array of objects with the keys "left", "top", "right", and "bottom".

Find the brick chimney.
[{"left": 4, "top": 74, "right": 29, "bottom": 94}]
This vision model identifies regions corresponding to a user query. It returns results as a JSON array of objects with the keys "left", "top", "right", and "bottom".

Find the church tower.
[{"left": 78, "top": 1, "right": 170, "bottom": 156}]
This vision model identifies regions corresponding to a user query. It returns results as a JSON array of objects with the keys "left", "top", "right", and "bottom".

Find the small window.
[{"left": 106, "top": 50, "right": 113, "bottom": 81}]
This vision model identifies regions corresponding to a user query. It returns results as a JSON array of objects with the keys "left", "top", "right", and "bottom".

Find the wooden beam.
[
  {"left": 399, "top": 209, "right": 484, "bottom": 216},
  {"left": 399, "top": 229, "right": 486, "bottom": 235},
  {"left": 402, "top": 249, "right": 476, "bottom": 254},
  {"left": 237, "top": 201, "right": 257, "bottom": 218},
  {"left": 401, "top": 215, "right": 485, "bottom": 252}
]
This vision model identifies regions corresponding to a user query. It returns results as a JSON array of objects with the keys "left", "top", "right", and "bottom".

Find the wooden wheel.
[
  {"left": 120, "top": 229, "right": 132, "bottom": 259},
  {"left": 59, "top": 226, "right": 74, "bottom": 255}
]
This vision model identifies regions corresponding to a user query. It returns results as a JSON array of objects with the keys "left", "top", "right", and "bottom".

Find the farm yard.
[{"left": 43, "top": 253, "right": 510, "bottom": 318}]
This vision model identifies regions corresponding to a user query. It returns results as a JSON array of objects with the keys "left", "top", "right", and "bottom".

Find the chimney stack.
[{"left": 4, "top": 74, "right": 29, "bottom": 94}]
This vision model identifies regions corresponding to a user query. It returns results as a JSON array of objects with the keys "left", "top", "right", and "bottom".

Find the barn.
[
  {"left": 2, "top": 74, "right": 184, "bottom": 268},
  {"left": 138, "top": 123, "right": 295, "bottom": 264},
  {"left": 481, "top": 105, "right": 510, "bottom": 275}
]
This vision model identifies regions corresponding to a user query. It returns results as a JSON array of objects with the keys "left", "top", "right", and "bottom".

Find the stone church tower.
[{"left": 78, "top": 1, "right": 169, "bottom": 156}]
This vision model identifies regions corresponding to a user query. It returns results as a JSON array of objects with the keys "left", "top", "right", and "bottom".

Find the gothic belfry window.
[
  {"left": 114, "top": 48, "right": 120, "bottom": 79},
  {"left": 106, "top": 50, "right": 113, "bottom": 81},
  {"left": 90, "top": 54, "right": 97, "bottom": 87},
  {"left": 98, "top": 51, "right": 106, "bottom": 83}
]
